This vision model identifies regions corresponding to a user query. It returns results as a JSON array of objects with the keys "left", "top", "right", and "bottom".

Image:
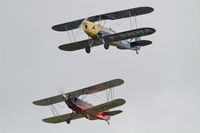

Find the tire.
[
  {"left": 85, "top": 46, "right": 91, "bottom": 53},
  {"left": 104, "top": 43, "right": 109, "bottom": 50},
  {"left": 66, "top": 120, "right": 71, "bottom": 124}
]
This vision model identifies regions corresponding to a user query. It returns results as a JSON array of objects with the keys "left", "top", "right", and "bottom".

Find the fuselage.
[
  {"left": 82, "top": 20, "right": 141, "bottom": 51},
  {"left": 65, "top": 96, "right": 110, "bottom": 121}
]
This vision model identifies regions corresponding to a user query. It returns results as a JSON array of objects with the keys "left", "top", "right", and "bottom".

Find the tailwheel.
[
  {"left": 66, "top": 120, "right": 71, "bottom": 124},
  {"left": 85, "top": 46, "right": 91, "bottom": 53},
  {"left": 104, "top": 43, "right": 109, "bottom": 50},
  {"left": 136, "top": 50, "right": 139, "bottom": 54},
  {"left": 106, "top": 120, "right": 110, "bottom": 125}
]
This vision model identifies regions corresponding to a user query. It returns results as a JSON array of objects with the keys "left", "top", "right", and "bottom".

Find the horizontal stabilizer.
[
  {"left": 104, "top": 110, "right": 123, "bottom": 116},
  {"left": 130, "top": 40, "right": 152, "bottom": 47}
]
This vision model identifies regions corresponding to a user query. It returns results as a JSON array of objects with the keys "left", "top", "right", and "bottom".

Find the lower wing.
[
  {"left": 58, "top": 27, "right": 155, "bottom": 51},
  {"left": 59, "top": 39, "right": 101, "bottom": 51},
  {"left": 42, "top": 99, "right": 125, "bottom": 123},
  {"left": 42, "top": 112, "right": 84, "bottom": 124}
]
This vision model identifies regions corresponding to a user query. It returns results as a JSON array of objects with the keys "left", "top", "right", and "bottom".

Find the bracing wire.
[
  {"left": 112, "top": 11, "right": 130, "bottom": 29},
  {"left": 134, "top": 15, "right": 138, "bottom": 29}
]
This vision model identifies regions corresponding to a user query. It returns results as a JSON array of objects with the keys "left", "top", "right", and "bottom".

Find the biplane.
[
  {"left": 52, "top": 6, "right": 156, "bottom": 54},
  {"left": 33, "top": 79, "right": 126, "bottom": 125}
]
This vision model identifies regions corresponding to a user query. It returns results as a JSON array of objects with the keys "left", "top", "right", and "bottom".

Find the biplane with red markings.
[
  {"left": 33, "top": 79, "right": 125, "bottom": 125},
  {"left": 52, "top": 6, "right": 156, "bottom": 54}
]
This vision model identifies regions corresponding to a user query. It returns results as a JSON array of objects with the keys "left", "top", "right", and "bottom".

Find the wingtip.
[
  {"left": 121, "top": 99, "right": 126, "bottom": 104},
  {"left": 32, "top": 101, "right": 39, "bottom": 105},
  {"left": 116, "top": 98, "right": 126, "bottom": 105},
  {"left": 51, "top": 25, "right": 66, "bottom": 32},
  {"left": 42, "top": 118, "right": 51, "bottom": 123},
  {"left": 32, "top": 100, "right": 47, "bottom": 106},
  {"left": 58, "top": 45, "right": 62, "bottom": 50},
  {"left": 51, "top": 25, "right": 56, "bottom": 31},
  {"left": 116, "top": 78, "right": 125, "bottom": 85},
  {"left": 145, "top": 6, "right": 154, "bottom": 13},
  {"left": 32, "top": 101, "right": 42, "bottom": 106}
]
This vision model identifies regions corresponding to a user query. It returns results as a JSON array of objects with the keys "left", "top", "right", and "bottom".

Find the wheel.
[
  {"left": 85, "top": 114, "right": 89, "bottom": 119},
  {"left": 66, "top": 120, "right": 71, "bottom": 124},
  {"left": 106, "top": 120, "right": 110, "bottom": 125},
  {"left": 104, "top": 43, "right": 109, "bottom": 49},
  {"left": 85, "top": 46, "right": 91, "bottom": 53}
]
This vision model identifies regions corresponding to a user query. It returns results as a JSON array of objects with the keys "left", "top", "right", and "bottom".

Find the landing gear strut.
[{"left": 85, "top": 39, "right": 94, "bottom": 53}]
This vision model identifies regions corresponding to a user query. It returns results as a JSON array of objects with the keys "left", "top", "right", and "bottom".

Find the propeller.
[
  {"left": 77, "top": 18, "right": 89, "bottom": 29},
  {"left": 59, "top": 89, "right": 70, "bottom": 101}
]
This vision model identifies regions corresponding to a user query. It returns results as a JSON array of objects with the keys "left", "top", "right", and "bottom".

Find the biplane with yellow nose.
[{"left": 52, "top": 7, "right": 156, "bottom": 54}]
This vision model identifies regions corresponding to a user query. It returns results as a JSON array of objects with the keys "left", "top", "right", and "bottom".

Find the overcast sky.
[{"left": 1, "top": 0, "right": 200, "bottom": 133}]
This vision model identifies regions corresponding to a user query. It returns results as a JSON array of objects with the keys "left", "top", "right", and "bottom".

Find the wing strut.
[
  {"left": 65, "top": 25, "right": 72, "bottom": 42},
  {"left": 106, "top": 86, "right": 115, "bottom": 102},
  {"left": 129, "top": 11, "right": 133, "bottom": 30},
  {"left": 64, "top": 25, "right": 76, "bottom": 42},
  {"left": 48, "top": 104, "right": 59, "bottom": 117}
]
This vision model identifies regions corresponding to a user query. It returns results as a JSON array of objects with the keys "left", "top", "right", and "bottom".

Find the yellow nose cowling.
[{"left": 82, "top": 21, "right": 100, "bottom": 37}]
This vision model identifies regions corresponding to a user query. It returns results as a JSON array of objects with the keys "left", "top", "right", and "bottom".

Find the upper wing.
[
  {"left": 103, "top": 27, "right": 156, "bottom": 43},
  {"left": 33, "top": 79, "right": 124, "bottom": 106},
  {"left": 52, "top": 7, "right": 153, "bottom": 31},
  {"left": 86, "top": 99, "right": 126, "bottom": 115},
  {"left": 88, "top": 6, "right": 154, "bottom": 21},
  {"left": 58, "top": 39, "right": 101, "bottom": 51},
  {"left": 42, "top": 112, "right": 84, "bottom": 124}
]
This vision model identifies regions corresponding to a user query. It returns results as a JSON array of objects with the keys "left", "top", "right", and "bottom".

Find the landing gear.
[
  {"left": 66, "top": 120, "right": 71, "bottom": 124},
  {"left": 85, "top": 114, "right": 89, "bottom": 119},
  {"left": 85, "top": 45, "right": 91, "bottom": 53},
  {"left": 136, "top": 50, "right": 139, "bottom": 54},
  {"left": 104, "top": 43, "right": 109, "bottom": 49}
]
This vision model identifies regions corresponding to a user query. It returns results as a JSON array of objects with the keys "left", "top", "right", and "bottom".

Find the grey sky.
[{"left": 1, "top": 0, "right": 200, "bottom": 133}]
